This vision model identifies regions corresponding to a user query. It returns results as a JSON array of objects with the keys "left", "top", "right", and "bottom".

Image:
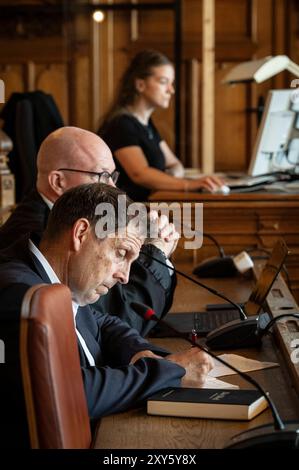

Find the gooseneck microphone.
[
  {"left": 140, "top": 250, "right": 247, "bottom": 320},
  {"left": 132, "top": 301, "right": 299, "bottom": 448},
  {"left": 202, "top": 232, "right": 225, "bottom": 258}
]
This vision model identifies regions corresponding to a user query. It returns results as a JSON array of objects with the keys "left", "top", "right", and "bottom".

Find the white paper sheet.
[
  {"left": 208, "top": 353, "right": 279, "bottom": 378},
  {"left": 202, "top": 376, "right": 239, "bottom": 389}
]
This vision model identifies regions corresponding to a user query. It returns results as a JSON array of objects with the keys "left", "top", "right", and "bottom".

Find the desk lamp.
[{"left": 222, "top": 55, "right": 299, "bottom": 84}]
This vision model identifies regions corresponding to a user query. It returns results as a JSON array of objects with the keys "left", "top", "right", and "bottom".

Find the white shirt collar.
[{"left": 39, "top": 192, "right": 54, "bottom": 210}]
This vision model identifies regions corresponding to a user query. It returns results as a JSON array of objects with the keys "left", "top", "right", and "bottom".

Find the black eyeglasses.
[{"left": 58, "top": 168, "right": 119, "bottom": 184}]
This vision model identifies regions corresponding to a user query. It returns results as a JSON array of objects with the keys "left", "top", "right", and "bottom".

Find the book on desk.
[{"left": 147, "top": 388, "right": 268, "bottom": 421}]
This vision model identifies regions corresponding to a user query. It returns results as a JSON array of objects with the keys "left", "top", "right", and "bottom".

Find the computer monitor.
[{"left": 248, "top": 89, "right": 299, "bottom": 176}]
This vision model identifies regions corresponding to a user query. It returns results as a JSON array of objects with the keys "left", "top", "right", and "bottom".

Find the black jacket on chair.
[
  {"left": 0, "top": 190, "right": 176, "bottom": 336},
  {"left": 0, "top": 239, "right": 184, "bottom": 449}
]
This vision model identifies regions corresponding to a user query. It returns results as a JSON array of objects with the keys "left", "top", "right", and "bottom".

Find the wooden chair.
[{"left": 20, "top": 283, "right": 91, "bottom": 449}]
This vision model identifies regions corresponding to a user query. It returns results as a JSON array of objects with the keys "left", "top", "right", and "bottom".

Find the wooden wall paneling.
[
  {"left": 179, "top": 59, "right": 187, "bottom": 165},
  {"left": 215, "top": 0, "right": 250, "bottom": 37},
  {"left": 0, "top": 37, "right": 69, "bottom": 63},
  {"left": 188, "top": 59, "right": 200, "bottom": 169},
  {"left": 272, "top": 0, "right": 291, "bottom": 89},
  {"left": 106, "top": 8, "right": 115, "bottom": 111},
  {"left": 71, "top": 12, "right": 91, "bottom": 129},
  {"left": 215, "top": 64, "right": 248, "bottom": 172},
  {"left": 0, "top": 64, "right": 25, "bottom": 117},
  {"left": 249, "top": 0, "right": 275, "bottom": 160},
  {"left": 290, "top": 0, "right": 299, "bottom": 67},
  {"left": 26, "top": 61, "right": 35, "bottom": 92},
  {"left": 71, "top": 53, "right": 90, "bottom": 129},
  {"left": 137, "top": 8, "right": 174, "bottom": 41},
  {"left": 202, "top": 0, "right": 215, "bottom": 174},
  {"left": 96, "top": 10, "right": 132, "bottom": 128},
  {"left": 182, "top": 60, "right": 200, "bottom": 168},
  {"left": 183, "top": 0, "right": 250, "bottom": 39},
  {"left": 35, "top": 64, "right": 69, "bottom": 124},
  {"left": 182, "top": 0, "right": 255, "bottom": 61},
  {"left": 130, "top": 0, "right": 139, "bottom": 42},
  {"left": 97, "top": 7, "right": 116, "bottom": 129},
  {"left": 89, "top": 0, "right": 117, "bottom": 132},
  {"left": 91, "top": 16, "right": 101, "bottom": 132}
]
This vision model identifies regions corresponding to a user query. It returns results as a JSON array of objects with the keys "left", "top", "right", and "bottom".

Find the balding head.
[{"left": 36, "top": 126, "right": 115, "bottom": 201}]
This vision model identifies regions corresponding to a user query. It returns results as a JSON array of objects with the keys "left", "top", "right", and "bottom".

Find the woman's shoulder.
[
  {"left": 100, "top": 112, "right": 135, "bottom": 139},
  {"left": 101, "top": 112, "right": 141, "bottom": 149},
  {"left": 110, "top": 112, "right": 138, "bottom": 129}
]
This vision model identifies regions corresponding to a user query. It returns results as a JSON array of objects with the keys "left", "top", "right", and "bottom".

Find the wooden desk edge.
[{"left": 149, "top": 191, "right": 299, "bottom": 202}]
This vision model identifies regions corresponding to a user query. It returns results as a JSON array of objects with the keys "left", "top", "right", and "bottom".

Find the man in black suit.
[
  {"left": 0, "top": 183, "right": 213, "bottom": 448},
  {"left": 0, "top": 127, "right": 177, "bottom": 336}
]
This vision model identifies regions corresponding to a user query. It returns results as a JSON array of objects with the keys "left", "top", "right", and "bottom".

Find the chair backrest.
[{"left": 20, "top": 283, "right": 91, "bottom": 449}]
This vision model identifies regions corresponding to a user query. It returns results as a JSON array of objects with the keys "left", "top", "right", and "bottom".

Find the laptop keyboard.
[
  {"left": 194, "top": 310, "right": 240, "bottom": 333},
  {"left": 162, "top": 309, "right": 241, "bottom": 336}
]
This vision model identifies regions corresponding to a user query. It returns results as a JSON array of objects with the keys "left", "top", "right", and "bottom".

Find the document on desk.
[
  {"left": 208, "top": 354, "right": 279, "bottom": 378},
  {"left": 202, "top": 377, "right": 239, "bottom": 390}
]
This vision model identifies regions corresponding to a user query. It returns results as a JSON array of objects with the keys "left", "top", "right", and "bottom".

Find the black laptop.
[{"left": 163, "top": 239, "right": 289, "bottom": 335}]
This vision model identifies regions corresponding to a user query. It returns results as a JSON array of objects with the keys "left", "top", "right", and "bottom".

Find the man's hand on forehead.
[{"left": 145, "top": 210, "right": 179, "bottom": 258}]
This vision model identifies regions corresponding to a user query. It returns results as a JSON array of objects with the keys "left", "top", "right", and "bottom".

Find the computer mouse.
[{"left": 213, "top": 185, "right": 230, "bottom": 195}]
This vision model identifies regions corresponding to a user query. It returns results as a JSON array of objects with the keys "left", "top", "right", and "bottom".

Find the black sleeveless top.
[{"left": 100, "top": 114, "right": 165, "bottom": 201}]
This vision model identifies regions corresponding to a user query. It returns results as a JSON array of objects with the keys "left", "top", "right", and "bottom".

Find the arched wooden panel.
[
  {"left": 35, "top": 64, "right": 69, "bottom": 124},
  {"left": 0, "top": 65, "right": 24, "bottom": 114}
]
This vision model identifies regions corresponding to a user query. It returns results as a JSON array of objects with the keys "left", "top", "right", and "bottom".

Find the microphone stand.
[{"left": 140, "top": 250, "right": 247, "bottom": 320}]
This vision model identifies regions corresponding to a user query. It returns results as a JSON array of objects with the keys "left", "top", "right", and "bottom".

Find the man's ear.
[
  {"left": 48, "top": 170, "right": 66, "bottom": 197},
  {"left": 135, "top": 78, "right": 145, "bottom": 93},
  {"left": 72, "top": 219, "right": 91, "bottom": 252}
]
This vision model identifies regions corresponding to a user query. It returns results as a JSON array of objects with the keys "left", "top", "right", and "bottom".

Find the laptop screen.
[{"left": 245, "top": 239, "right": 289, "bottom": 316}]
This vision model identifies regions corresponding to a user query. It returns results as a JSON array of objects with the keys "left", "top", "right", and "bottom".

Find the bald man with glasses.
[{"left": 0, "top": 126, "right": 178, "bottom": 335}]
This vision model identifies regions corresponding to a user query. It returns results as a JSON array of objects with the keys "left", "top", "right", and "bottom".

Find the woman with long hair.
[{"left": 99, "top": 49, "right": 223, "bottom": 200}]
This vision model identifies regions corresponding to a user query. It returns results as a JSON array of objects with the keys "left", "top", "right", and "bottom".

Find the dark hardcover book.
[{"left": 147, "top": 388, "right": 268, "bottom": 421}]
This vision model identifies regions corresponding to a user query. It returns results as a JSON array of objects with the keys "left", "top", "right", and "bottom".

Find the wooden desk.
[
  {"left": 94, "top": 265, "right": 299, "bottom": 449},
  {"left": 149, "top": 191, "right": 299, "bottom": 302}
]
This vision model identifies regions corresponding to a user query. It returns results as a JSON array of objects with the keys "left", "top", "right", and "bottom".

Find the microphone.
[
  {"left": 178, "top": 218, "right": 254, "bottom": 278},
  {"left": 140, "top": 249, "right": 265, "bottom": 350},
  {"left": 193, "top": 250, "right": 254, "bottom": 278},
  {"left": 145, "top": 207, "right": 252, "bottom": 278},
  {"left": 131, "top": 301, "right": 299, "bottom": 448}
]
